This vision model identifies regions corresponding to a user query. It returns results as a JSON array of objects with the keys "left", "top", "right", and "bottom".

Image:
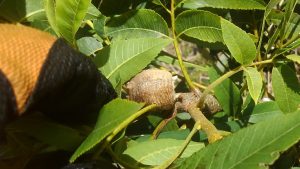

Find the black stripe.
[
  {"left": 26, "top": 39, "right": 116, "bottom": 124},
  {"left": 0, "top": 69, "right": 17, "bottom": 134}
]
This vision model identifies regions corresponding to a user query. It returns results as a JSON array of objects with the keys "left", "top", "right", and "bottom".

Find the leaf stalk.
[{"left": 170, "top": 0, "right": 199, "bottom": 94}]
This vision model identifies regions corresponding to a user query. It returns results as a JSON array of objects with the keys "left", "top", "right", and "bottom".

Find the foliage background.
[{"left": 0, "top": 0, "right": 300, "bottom": 169}]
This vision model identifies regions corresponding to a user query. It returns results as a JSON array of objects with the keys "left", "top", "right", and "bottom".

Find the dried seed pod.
[{"left": 126, "top": 69, "right": 175, "bottom": 110}]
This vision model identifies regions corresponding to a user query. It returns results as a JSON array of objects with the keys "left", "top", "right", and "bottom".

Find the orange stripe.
[{"left": 0, "top": 24, "right": 56, "bottom": 114}]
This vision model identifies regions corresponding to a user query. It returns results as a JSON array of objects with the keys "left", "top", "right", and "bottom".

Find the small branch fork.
[{"left": 176, "top": 92, "right": 223, "bottom": 143}]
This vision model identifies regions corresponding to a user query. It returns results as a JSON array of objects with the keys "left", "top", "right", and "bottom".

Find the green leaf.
[
  {"left": 178, "top": 0, "right": 266, "bottom": 10},
  {"left": 280, "top": 0, "right": 297, "bottom": 40},
  {"left": 94, "top": 14, "right": 107, "bottom": 38},
  {"left": 177, "top": 111, "right": 300, "bottom": 169},
  {"left": 76, "top": 37, "right": 102, "bottom": 56},
  {"left": 114, "top": 74, "right": 123, "bottom": 97},
  {"left": 97, "top": 0, "right": 132, "bottom": 16},
  {"left": 175, "top": 10, "right": 223, "bottom": 43},
  {"left": 30, "top": 19, "right": 55, "bottom": 35},
  {"left": 248, "top": 101, "right": 283, "bottom": 123},
  {"left": 22, "top": 0, "right": 45, "bottom": 22},
  {"left": 93, "top": 38, "right": 172, "bottom": 88},
  {"left": 121, "top": 139, "right": 205, "bottom": 166},
  {"left": 286, "top": 54, "right": 300, "bottom": 64},
  {"left": 266, "top": 22, "right": 281, "bottom": 55},
  {"left": 272, "top": 64, "right": 300, "bottom": 114},
  {"left": 134, "top": 130, "right": 191, "bottom": 143},
  {"left": 0, "top": 0, "right": 44, "bottom": 22},
  {"left": 70, "top": 99, "right": 144, "bottom": 162},
  {"left": 147, "top": 114, "right": 179, "bottom": 132},
  {"left": 244, "top": 67, "right": 263, "bottom": 104},
  {"left": 208, "top": 67, "right": 242, "bottom": 116},
  {"left": 55, "top": 0, "right": 91, "bottom": 44},
  {"left": 267, "top": 10, "right": 300, "bottom": 40},
  {"left": 265, "top": 0, "right": 281, "bottom": 17},
  {"left": 0, "top": 0, "right": 23, "bottom": 21},
  {"left": 176, "top": 112, "right": 192, "bottom": 121},
  {"left": 157, "top": 130, "right": 190, "bottom": 140},
  {"left": 152, "top": 0, "right": 162, "bottom": 5},
  {"left": 263, "top": 2, "right": 284, "bottom": 54},
  {"left": 275, "top": 38, "right": 300, "bottom": 56},
  {"left": 7, "top": 115, "right": 83, "bottom": 151},
  {"left": 221, "top": 19, "right": 257, "bottom": 65},
  {"left": 105, "top": 9, "right": 169, "bottom": 41},
  {"left": 152, "top": 0, "right": 171, "bottom": 8},
  {"left": 45, "top": 0, "right": 59, "bottom": 36},
  {"left": 84, "top": 3, "right": 101, "bottom": 20}
]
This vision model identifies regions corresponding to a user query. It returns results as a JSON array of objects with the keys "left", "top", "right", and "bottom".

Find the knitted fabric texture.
[{"left": 0, "top": 24, "right": 56, "bottom": 113}]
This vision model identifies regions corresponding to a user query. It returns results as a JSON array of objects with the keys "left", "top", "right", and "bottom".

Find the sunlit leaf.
[
  {"left": 121, "top": 139, "right": 204, "bottom": 166},
  {"left": 84, "top": 3, "right": 101, "bottom": 20},
  {"left": 70, "top": 99, "right": 144, "bottom": 162},
  {"left": 76, "top": 37, "right": 102, "bottom": 56},
  {"left": 105, "top": 9, "right": 169, "bottom": 40},
  {"left": 286, "top": 54, "right": 300, "bottom": 64},
  {"left": 272, "top": 64, "right": 300, "bottom": 114},
  {"left": 244, "top": 67, "right": 263, "bottom": 104},
  {"left": 56, "top": 0, "right": 91, "bottom": 44},
  {"left": 175, "top": 10, "right": 223, "bottom": 43},
  {"left": 221, "top": 19, "right": 256, "bottom": 65},
  {"left": 93, "top": 38, "right": 172, "bottom": 88},
  {"left": 178, "top": 0, "right": 265, "bottom": 10},
  {"left": 248, "top": 101, "right": 283, "bottom": 123},
  {"left": 177, "top": 111, "right": 300, "bottom": 169},
  {"left": 94, "top": 14, "right": 107, "bottom": 38},
  {"left": 45, "top": 0, "right": 59, "bottom": 35}
]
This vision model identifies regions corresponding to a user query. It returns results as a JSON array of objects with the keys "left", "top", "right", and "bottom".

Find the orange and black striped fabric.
[
  {"left": 0, "top": 24, "right": 116, "bottom": 130},
  {"left": 0, "top": 24, "right": 57, "bottom": 114}
]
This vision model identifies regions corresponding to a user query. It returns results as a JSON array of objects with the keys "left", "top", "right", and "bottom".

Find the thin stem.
[
  {"left": 166, "top": 67, "right": 207, "bottom": 90},
  {"left": 198, "top": 66, "right": 243, "bottom": 108},
  {"left": 93, "top": 104, "right": 157, "bottom": 158},
  {"left": 159, "top": 1, "right": 171, "bottom": 14},
  {"left": 92, "top": 140, "right": 109, "bottom": 160},
  {"left": 197, "top": 59, "right": 273, "bottom": 108},
  {"left": 153, "top": 121, "right": 201, "bottom": 169},
  {"left": 193, "top": 82, "right": 207, "bottom": 90},
  {"left": 256, "top": 15, "right": 267, "bottom": 62},
  {"left": 109, "top": 104, "right": 157, "bottom": 142},
  {"left": 151, "top": 104, "right": 178, "bottom": 139},
  {"left": 170, "top": 0, "right": 198, "bottom": 93},
  {"left": 281, "top": 34, "right": 300, "bottom": 49},
  {"left": 249, "top": 59, "right": 273, "bottom": 67}
]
